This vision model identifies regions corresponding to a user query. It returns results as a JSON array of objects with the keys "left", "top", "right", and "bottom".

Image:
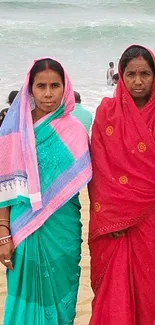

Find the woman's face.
[
  {"left": 123, "top": 57, "right": 154, "bottom": 103},
  {"left": 32, "top": 69, "right": 64, "bottom": 115}
]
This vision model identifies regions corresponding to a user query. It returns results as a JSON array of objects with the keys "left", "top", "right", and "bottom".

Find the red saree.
[{"left": 89, "top": 46, "right": 155, "bottom": 325}]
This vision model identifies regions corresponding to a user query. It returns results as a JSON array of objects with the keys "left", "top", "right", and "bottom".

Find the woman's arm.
[
  {"left": 89, "top": 101, "right": 129, "bottom": 239},
  {"left": 0, "top": 208, "right": 14, "bottom": 270}
]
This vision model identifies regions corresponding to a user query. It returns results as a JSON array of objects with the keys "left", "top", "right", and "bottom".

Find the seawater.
[{"left": 0, "top": 0, "right": 155, "bottom": 115}]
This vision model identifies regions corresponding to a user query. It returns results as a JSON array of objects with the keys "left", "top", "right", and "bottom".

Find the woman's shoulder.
[
  {"left": 57, "top": 113, "right": 88, "bottom": 138},
  {"left": 95, "top": 97, "right": 116, "bottom": 120},
  {"left": 98, "top": 97, "right": 116, "bottom": 109}
]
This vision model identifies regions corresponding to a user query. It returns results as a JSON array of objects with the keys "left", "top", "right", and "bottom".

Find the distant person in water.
[
  {"left": 112, "top": 73, "right": 119, "bottom": 97},
  {"left": 0, "top": 90, "right": 18, "bottom": 126},
  {"left": 107, "top": 62, "right": 114, "bottom": 85},
  {"left": 112, "top": 73, "right": 119, "bottom": 84},
  {"left": 8, "top": 90, "right": 19, "bottom": 105},
  {"left": 71, "top": 91, "right": 92, "bottom": 134}
]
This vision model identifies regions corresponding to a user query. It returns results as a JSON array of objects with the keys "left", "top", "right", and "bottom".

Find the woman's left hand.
[{"left": 109, "top": 229, "right": 128, "bottom": 239}]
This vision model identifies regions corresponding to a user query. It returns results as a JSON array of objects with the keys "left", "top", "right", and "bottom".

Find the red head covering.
[{"left": 89, "top": 45, "right": 155, "bottom": 242}]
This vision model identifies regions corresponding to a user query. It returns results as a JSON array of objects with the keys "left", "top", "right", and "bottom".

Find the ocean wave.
[
  {"left": 0, "top": 1, "right": 82, "bottom": 9},
  {"left": 53, "top": 24, "right": 155, "bottom": 41},
  {"left": 0, "top": 17, "right": 155, "bottom": 30},
  {"left": 0, "top": 20, "right": 155, "bottom": 42},
  {"left": 0, "top": 0, "right": 154, "bottom": 20},
  {"left": 0, "top": 0, "right": 151, "bottom": 9}
]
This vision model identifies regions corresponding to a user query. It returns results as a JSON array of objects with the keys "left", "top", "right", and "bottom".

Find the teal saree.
[
  {"left": 4, "top": 196, "right": 81, "bottom": 324},
  {"left": 3, "top": 111, "right": 89, "bottom": 324}
]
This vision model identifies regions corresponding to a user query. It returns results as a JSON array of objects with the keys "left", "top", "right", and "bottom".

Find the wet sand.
[{"left": 0, "top": 188, "right": 93, "bottom": 324}]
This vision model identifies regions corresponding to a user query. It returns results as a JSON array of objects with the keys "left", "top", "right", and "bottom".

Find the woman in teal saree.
[{"left": 0, "top": 58, "right": 92, "bottom": 324}]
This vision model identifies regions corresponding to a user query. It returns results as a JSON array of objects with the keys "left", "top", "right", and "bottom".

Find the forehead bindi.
[{"left": 126, "top": 57, "right": 151, "bottom": 72}]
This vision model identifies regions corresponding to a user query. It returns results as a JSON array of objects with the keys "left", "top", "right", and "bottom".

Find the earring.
[{"left": 30, "top": 95, "right": 35, "bottom": 111}]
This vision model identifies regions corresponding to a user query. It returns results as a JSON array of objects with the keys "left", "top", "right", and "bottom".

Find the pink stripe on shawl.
[
  {"left": 50, "top": 115, "right": 88, "bottom": 160},
  {"left": 13, "top": 164, "right": 92, "bottom": 248},
  {"left": 0, "top": 133, "right": 25, "bottom": 176},
  {"left": 20, "top": 76, "right": 41, "bottom": 202}
]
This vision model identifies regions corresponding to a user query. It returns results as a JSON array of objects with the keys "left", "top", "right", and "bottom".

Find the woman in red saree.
[{"left": 89, "top": 45, "right": 155, "bottom": 325}]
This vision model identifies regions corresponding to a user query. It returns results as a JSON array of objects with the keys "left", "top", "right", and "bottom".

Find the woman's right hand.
[
  {"left": 0, "top": 241, "right": 14, "bottom": 270},
  {"left": 0, "top": 207, "right": 14, "bottom": 270}
]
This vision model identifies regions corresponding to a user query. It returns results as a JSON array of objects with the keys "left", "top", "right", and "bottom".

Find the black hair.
[
  {"left": 109, "top": 62, "right": 114, "bottom": 68},
  {"left": 74, "top": 91, "right": 81, "bottom": 104},
  {"left": 120, "top": 45, "right": 155, "bottom": 74},
  {"left": 29, "top": 58, "right": 65, "bottom": 91},
  {"left": 112, "top": 73, "right": 119, "bottom": 81},
  {"left": 8, "top": 90, "right": 18, "bottom": 104},
  {"left": 0, "top": 108, "right": 8, "bottom": 126}
]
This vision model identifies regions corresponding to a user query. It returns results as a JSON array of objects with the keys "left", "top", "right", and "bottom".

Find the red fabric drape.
[{"left": 89, "top": 45, "right": 155, "bottom": 325}]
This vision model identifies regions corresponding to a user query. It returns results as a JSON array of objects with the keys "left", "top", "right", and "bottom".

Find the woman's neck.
[
  {"left": 32, "top": 109, "right": 47, "bottom": 124},
  {"left": 134, "top": 97, "right": 149, "bottom": 110}
]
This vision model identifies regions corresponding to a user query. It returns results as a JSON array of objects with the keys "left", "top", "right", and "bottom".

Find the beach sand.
[{"left": 0, "top": 188, "right": 93, "bottom": 324}]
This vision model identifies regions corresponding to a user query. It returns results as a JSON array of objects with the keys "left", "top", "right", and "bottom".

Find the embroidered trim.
[
  {"left": 0, "top": 177, "right": 28, "bottom": 201},
  {"left": 106, "top": 126, "right": 114, "bottom": 136},
  {"left": 89, "top": 203, "right": 155, "bottom": 242},
  {"left": 94, "top": 202, "right": 101, "bottom": 212},
  {"left": 137, "top": 142, "right": 147, "bottom": 153},
  {"left": 119, "top": 175, "right": 128, "bottom": 184},
  {"left": 94, "top": 258, "right": 110, "bottom": 293},
  {"left": 122, "top": 94, "right": 127, "bottom": 103}
]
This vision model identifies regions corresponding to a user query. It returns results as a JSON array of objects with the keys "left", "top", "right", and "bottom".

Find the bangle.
[
  {"left": 0, "top": 225, "right": 10, "bottom": 232},
  {"left": 0, "top": 237, "right": 12, "bottom": 246},
  {"left": 0, "top": 235, "right": 11, "bottom": 241},
  {"left": 0, "top": 219, "right": 10, "bottom": 222}
]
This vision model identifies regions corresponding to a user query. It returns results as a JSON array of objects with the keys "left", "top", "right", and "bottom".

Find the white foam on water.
[{"left": 0, "top": 0, "right": 155, "bottom": 116}]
